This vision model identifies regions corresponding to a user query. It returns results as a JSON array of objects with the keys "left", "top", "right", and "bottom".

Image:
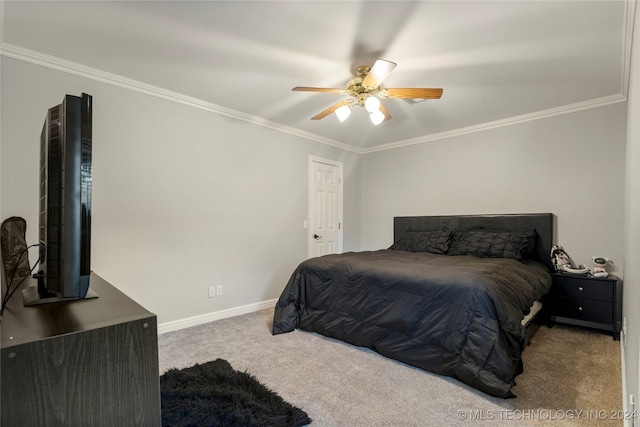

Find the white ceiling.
[{"left": 2, "top": 1, "right": 633, "bottom": 152}]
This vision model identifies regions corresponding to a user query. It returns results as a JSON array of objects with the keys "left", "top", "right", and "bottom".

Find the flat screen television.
[{"left": 22, "top": 93, "right": 97, "bottom": 306}]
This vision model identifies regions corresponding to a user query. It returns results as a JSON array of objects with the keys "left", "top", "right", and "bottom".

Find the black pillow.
[
  {"left": 389, "top": 230, "right": 452, "bottom": 254},
  {"left": 448, "top": 229, "right": 534, "bottom": 260}
]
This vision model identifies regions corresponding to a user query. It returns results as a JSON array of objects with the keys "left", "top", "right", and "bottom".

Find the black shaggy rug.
[{"left": 160, "top": 359, "right": 312, "bottom": 427}]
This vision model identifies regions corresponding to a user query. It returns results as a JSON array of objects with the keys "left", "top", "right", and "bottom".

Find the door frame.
[{"left": 308, "top": 156, "right": 344, "bottom": 258}]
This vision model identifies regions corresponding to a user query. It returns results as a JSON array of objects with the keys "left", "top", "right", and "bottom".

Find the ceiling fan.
[{"left": 292, "top": 59, "right": 443, "bottom": 125}]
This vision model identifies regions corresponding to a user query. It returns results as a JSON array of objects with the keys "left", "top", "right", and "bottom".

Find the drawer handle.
[
  {"left": 578, "top": 287, "right": 584, "bottom": 292},
  {"left": 578, "top": 306, "right": 583, "bottom": 311}
]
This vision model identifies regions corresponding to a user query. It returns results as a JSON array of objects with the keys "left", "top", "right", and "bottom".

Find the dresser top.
[{"left": 1, "top": 273, "right": 155, "bottom": 348}]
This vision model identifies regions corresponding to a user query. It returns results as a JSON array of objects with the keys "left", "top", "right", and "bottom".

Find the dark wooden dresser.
[
  {"left": 549, "top": 273, "right": 622, "bottom": 340},
  {"left": 1, "top": 273, "right": 161, "bottom": 426}
]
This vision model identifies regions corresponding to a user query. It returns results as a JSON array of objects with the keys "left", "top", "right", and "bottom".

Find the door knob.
[{"left": 313, "top": 234, "right": 322, "bottom": 240}]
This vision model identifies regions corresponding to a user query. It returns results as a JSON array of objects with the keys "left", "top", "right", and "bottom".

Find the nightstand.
[{"left": 548, "top": 273, "right": 622, "bottom": 340}]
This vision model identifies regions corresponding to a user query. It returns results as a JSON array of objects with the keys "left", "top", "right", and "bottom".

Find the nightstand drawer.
[
  {"left": 551, "top": 277, "right": 613, "bottom": 302},
  {"left": 552, "top": 296, "right": 613, "bottom": 324},
  {"left": 549, "top": 273, "right": 622, "bottom": 340}
]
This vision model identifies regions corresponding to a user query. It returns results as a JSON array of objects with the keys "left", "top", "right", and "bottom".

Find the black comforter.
[{"left": 272, "top": 250, "right": 552, "bottom": 398}]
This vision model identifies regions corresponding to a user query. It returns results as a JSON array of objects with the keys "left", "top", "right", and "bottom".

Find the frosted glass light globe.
[{"left": 364, "top": 96, "right": 381, "bottom": 113}]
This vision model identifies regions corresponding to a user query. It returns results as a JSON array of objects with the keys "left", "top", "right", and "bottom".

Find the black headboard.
[{"left": 394, "top": 213, "right": 554, "bottom": 268}]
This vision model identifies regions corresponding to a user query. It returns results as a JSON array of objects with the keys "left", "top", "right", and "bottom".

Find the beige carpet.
[
  {"left": 158, "top": 308, "right": 622, "bottom": 427},
  {"left": 511, "top": 322, "right": 622, "bottom": 426}
]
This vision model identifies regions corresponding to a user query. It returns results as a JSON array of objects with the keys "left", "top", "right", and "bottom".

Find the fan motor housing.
[{"left": 348, "top": 65, "right": 375, "bottom": 96}]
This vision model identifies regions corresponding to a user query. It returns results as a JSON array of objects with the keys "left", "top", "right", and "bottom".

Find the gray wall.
[
  {"left": 0, "top": 57, "right": 362, "bottom": 323},
  {"left": 623, "top": 2, "right": 640, "bottom": 417},
  {"left": 361, "top": 103, "right": 627, "bottom": 277}
]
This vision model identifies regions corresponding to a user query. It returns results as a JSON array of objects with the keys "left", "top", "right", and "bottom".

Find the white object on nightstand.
[{"left": 592, "top": 256, "right": 609, "bottom": 278}]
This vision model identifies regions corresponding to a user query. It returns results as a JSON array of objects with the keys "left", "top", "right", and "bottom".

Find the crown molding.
[
  {"left": 0, "top": 43, "right": 359, "bottom": 154},
  {"left": 1, "top": 38, "right": 631, "bottom": 156},
  {"left": 361, "top": 94, "right": 628, "bottom": 154}
]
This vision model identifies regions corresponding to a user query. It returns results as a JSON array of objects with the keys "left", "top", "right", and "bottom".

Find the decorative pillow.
[
  {"left": 448, "top": 229, "right": 534, "bottom": 260},
  {"left": 389, "top": 230, "right": 452, "bottom": 254}
]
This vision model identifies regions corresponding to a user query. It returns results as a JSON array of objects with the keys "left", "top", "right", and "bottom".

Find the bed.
[{"left": 272, "top": 213, "right": 554, "bottom": 398}]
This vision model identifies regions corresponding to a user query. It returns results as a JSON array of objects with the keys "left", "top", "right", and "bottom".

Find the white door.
[{"left": 309, "top": 157, "right": 343, "bottom": 258}]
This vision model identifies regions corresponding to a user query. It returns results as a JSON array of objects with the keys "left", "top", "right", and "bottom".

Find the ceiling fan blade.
[
  {"left": 362, "top": 59, "right": 397, "bottom": 89},
  {"left": 311, "top": 100, "right": 353, "bottom": 120},
  {"left": 379, "top": 102, "right": 392, "bottom": 122},
  {"left": 292, "top": 87, "right": 348, "bottom": 94},
  {"left": 383, "top": 88, "right": 443, "bottom": 99}
]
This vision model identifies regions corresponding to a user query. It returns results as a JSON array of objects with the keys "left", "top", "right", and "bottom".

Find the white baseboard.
[
  {"left": 621, "top": 334, "right": 636, "bottom": 427},
  {"left": 157, "top": 298, "right": 278, "bottom": 335}
]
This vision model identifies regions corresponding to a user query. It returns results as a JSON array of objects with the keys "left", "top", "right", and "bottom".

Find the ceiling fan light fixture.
[
  {"left": 293, "top": 58, "right": 443, "bottom": 123},
  {"left": 364, "top": 96, "right": 381, "bottom": 113},
  {"left": 335, "top": 104, "right": 352, "bottom": 122},
  {"left": 369, "top": 110, "right": 385, "bottom": 125}
]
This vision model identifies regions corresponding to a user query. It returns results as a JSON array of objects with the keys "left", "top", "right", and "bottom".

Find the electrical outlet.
[
  {"left": 208, "top": 286, "right": 216, "bottom": 298},
  {"left": 216, "top": 285, "right": 224, "bottom": 296}
]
